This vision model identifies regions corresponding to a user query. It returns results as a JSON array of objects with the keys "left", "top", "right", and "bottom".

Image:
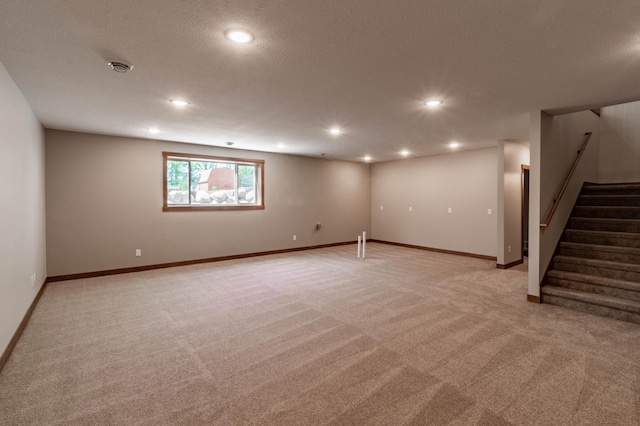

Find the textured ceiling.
[{"left": 1, "top": 1, "right": 640, "bottom": 162}]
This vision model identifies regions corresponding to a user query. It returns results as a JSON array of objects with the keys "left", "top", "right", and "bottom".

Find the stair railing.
[{"left": 540, "top": 132, "right": 593, "bottom": 228}]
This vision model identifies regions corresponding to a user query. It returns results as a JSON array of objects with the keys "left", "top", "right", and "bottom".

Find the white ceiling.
[{"left": 1, "top": 1, "right": 640, "bottom": 162}]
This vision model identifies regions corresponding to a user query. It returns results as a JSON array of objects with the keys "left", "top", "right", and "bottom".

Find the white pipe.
[
  {"left": 362, "top": 231, "right": 366, "bottom": 259},
  {"left": 357, "top": 235, "right": 361, "bottom": 258}
]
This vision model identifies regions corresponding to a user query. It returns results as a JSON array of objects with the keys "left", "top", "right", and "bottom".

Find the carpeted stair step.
[
  {"left": 547, "top": 269, "right": 640, "bottom": 302},
  {"left": 568, "top": 217, "right": 640, "bottom": 233},
  {"left": 543, "top": 182, "right": 640, "bottom": 323},
  {"left": 573, "top": 206, "right": 640, "bottom": 219},
  {"left": 577, "top": 194, "right": 640, "bottom": 206},
  {"left": 564, "top": 229, "right": 640, "bottom": 248},
  {"left": 541, "top": 286, "right": 640, "bottom": 324},
  {"left": 554, "top": 255, "right": 640, "bottom": 282},
  {"left": 558, "top": 241, "right": 640, "bottom": 263},
  {"left": 582, "top": 183, "right": 640, "bottom": 195}
]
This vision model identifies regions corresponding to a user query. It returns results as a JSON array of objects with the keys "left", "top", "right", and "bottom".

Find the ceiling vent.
[{"left": 106, "top": 60, "right": 133, "bottom": 73}]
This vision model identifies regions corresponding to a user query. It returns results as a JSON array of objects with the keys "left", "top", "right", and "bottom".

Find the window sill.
[{"left": 163, "top": 205, "right": 265, "bottom": 212}]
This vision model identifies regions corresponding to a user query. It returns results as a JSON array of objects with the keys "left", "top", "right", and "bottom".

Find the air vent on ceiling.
[{"left": 106, "top": 60, "right": 133, "bottom": 73}]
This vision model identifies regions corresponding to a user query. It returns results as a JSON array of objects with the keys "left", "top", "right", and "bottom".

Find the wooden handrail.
[{"left": 540, "top": 132, "right": 592, "bottom": 228}]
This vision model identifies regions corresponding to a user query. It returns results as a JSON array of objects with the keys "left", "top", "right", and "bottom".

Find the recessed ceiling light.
[
  {"left": 277, "top": 142, "right": 285, "bottom": 149},
  {"left": 400, "top": 149, "right": 410, "bottom": 157},
  {"left": 329, "top": 127, "right": 342, "bottom": 136},
  {"left": 225, "top": 28, "right": 254, "bottom": 43},
  {"left": 147, "top": 127, "right": 160, "bottom": 134},
  {"left": 449, "top": 142, "right": 460, "bottom": 149},
  {"left": 425, "top": 100, "right": 443, "bottom": 107},
  {"left": 170, "top": 99, "right": 189, "bottom": 107},
  {"left": 363, "top": 155, "right": 372, "bottom": 162}
]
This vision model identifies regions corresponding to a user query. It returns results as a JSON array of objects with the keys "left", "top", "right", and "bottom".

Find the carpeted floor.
[{"left": 1, "top": 243, "right": 639, "bottom": 425}]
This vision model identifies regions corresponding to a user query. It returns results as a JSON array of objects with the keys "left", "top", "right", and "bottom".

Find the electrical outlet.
[
  {"left": 135, "top": 249, "right": 141, "bottom": 257},
  {"left": 30, "top": 273, "right": 35, "bottom": 286},
  {"left": 293, "top": 235, "right": 297, "bottom": 241},
  {"left": 487, "top": 209, "right": 492, "bottom": 215},
  {"left": 508, "top": 246, "right": 512, "bottom": 253},
  {"left": 409, "top": 207, "right": 413, "bottom": 212},
  {"left": 448, "top": 207, "right": 452, "bottom": 214},
  {"left": 380, "top": 205, "right": 384, "bottom": 211}
]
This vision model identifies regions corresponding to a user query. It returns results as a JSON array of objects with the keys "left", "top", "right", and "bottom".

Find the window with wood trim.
[{"left": 163, "top": 152, "right": 264, "bottom": 211}]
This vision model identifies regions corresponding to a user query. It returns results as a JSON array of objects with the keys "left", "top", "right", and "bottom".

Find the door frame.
[{"left": 521, "top": 164, "right": 530, "bottom": 260}]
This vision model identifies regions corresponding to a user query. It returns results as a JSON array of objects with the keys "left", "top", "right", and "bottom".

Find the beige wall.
[
  {"left": 599, "top": 100, "right": 640, "bottom": 182},
  {"left": 45, "top": 130, "right": 371, "bottom": 276},
  {"left": 371, "top": 148, "right": 497, "bottom": 257},
  {"left": 497, "top": 141, "right": 530, "bottom": 266},
  {"left": 529, "top": 110, "right": 599, "bottom": 296},
  {"left": 528, "top": 112, "right": 543, "bottom": 297},
  {"left": 0, "top": 62, "right": 46, "bottom": 356}
]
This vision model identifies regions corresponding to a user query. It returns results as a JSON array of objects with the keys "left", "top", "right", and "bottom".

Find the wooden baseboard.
[
  {"left": 496, "top": 258, "right": 524, "bottom": 269},
  {"left": 527, "top": 294, "right": 541, "bottom": 304},
  {"left": 0, "top": 281, "right": 48, "bottom": 374},
  {"left": 369, "top": 239, "right": 497, "bottom": 261},
  {"left": 46, "top": 241, "right": 356, "bottom": 283}
]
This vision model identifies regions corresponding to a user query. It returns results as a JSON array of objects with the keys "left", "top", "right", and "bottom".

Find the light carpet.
[{"left": 1, "top": 243, "right": 639, "bottom": 425}]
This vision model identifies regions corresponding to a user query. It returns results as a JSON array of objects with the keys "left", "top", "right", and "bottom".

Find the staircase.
[{"left": 541, "top": 183, "right": 640, "bottom": 324}]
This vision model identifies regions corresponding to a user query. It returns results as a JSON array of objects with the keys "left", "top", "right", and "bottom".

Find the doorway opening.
[{"left": 522, "top": 165, "right": 530, "bottom": 258}]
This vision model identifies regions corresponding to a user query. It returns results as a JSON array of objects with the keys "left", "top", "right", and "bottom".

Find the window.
[{"left": 163, "top": 152, "right": 264, "bottom": 211}]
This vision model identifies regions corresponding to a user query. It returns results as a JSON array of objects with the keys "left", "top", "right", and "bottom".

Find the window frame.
[{"left": 163, "top": 151, "right": 265, "bottom": 211}]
